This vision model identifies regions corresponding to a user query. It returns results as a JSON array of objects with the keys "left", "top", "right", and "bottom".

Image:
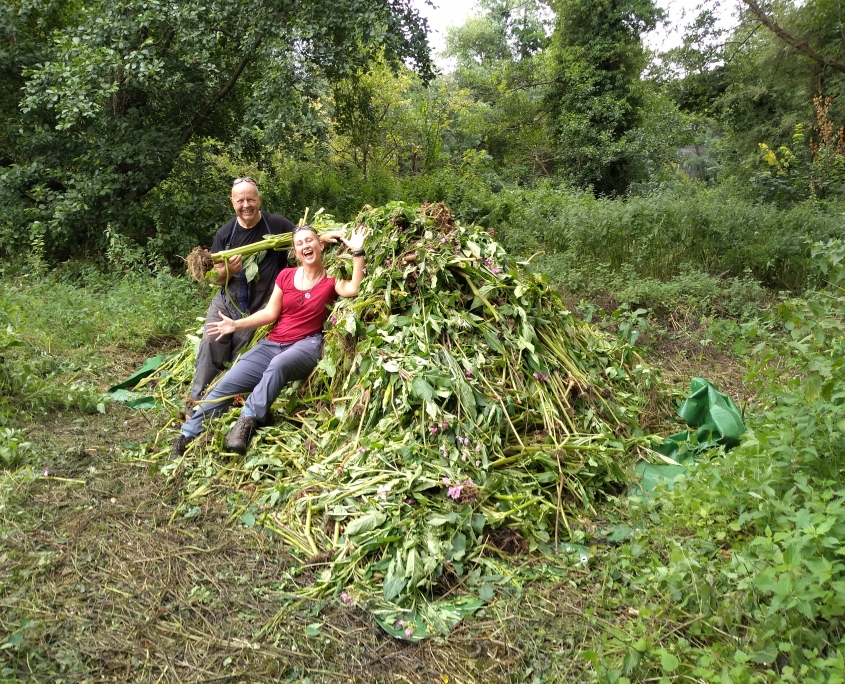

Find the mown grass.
[
  {"left": 0, "top": 266, "right": 684, "bottom": 681},
  {"left": 4, "top": 255, "right": 834, "bottom": 683}
]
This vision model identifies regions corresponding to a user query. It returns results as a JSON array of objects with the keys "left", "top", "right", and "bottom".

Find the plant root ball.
[
  {"left": 421, "top": 202, "right": 456, "bottom": 231},
  {"left": 186, "top": 247, "right": 214, "bottom": 283}
]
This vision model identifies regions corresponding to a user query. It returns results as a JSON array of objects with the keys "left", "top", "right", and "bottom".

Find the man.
[{"left": 189, "top": 177, "right": 340, "bottom": 404}]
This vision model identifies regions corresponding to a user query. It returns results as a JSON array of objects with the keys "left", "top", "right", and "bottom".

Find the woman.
[{"left": 172, "top": 223, "right": 368, "bottom": 457}]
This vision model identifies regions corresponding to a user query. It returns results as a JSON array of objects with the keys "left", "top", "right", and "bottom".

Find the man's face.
[{"left": 231, "top": 181, "right": 262, "bottom": 227}]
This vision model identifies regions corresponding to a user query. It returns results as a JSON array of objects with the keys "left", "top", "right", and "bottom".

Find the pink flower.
[
  {"left": 340, "top": 591, "right": 354, "bottom": 605},
  {"left": 484, "top": 258, "right": 493, "bottom": 266},
  {"left": 43, "top": 467, "right": 51, "bottom": 477},
  {"left": 447, "top": 484, "right": 464, "bottom": 500},
  {"left": 461, "top": 455, "right": 467, "bottom": 462},
  {"left": 533, "top": 372, "right": 549, "bottom": 382},
  {"left": 491, "top": 266, "right": 502, "bottom": 275},
  {"left": 330, "top": 316, "right": 338, "bottom": 325},
  {"left": 464, "top": 369, "right": 472, "bottom": 378},
  {"left": 440, "top": 237, "right": 447, "bottom": 243},
  {"left": 385, "top": 259, "right": 392, "bottom": 268},
  {"left": 475, "top": 460, "right": 481, "bottom": 467},
  {"left": 405, "top": 628, "right": 414, "bottom": 639},
  {"left": 442, "top": 477, "right": 451, "bottom": 484},
  {"left": 430, "top": 425, "right": 438, "bottom": 435}
]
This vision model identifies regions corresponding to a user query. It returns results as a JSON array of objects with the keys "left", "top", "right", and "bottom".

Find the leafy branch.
[{"left": 740, "top": 0, "right": 845, "bottom": 74}]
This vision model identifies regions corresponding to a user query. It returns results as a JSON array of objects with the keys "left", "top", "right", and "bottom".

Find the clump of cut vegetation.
[{"left": 143, "top": 202, "right": 665, "bottom": 634}]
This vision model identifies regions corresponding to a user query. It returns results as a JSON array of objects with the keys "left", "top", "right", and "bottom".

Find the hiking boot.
[
  {"left": 224, "top": 414, "right": 257, "bottom": 455},
  {"left": 172, "top": 433, "right": 194, "bottom": 458}
]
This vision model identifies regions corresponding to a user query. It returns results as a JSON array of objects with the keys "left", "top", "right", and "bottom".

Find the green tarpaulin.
[
  {"left": 106, "top": 354, "right": 171, "bottom": 409},
  {"left": 632, "top": 378, "right": 745, "bottom": 496},
  {"left": 107, "top": 354, "right": 170, "bottom": 392}
]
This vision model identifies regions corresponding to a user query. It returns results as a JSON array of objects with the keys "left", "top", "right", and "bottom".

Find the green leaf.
[
  {"left": 240, "top": 512, "right": 256, "bottom": 527},
  {"left": 457, "top": 379, "right": 476, "bottom": 419},
  {"left": 802, "top": 372, "right": 823, "bottom": 403},
  {"left": 477, "top": 583, "right": 494, "bottom": 600},
  {"left": 659, "top": 650, "right": 679, "bottom": 672},
  {"left": 428, "top": 512, "right": 457, "bottom": 526},
  {"left": 411, "top": 376, "right": 435, "bottom": 401},
  {"left": 305, "top": 623, "right": 322, "bottom": 637},
  {"left": 345, "top": 511, "right": 386, "bottom": 537},
  {"left": 383, "top": 575, "right": 407, "bottom": 601}
]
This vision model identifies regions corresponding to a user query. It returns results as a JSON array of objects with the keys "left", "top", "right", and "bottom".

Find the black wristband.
[{"left": 351, "top": 249, "right": 365, "bottom": 258}]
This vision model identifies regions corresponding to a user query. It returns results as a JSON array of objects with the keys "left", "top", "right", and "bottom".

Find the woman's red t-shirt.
[{"left": 267, "top": 268, "right": 338, "bottom": 344}]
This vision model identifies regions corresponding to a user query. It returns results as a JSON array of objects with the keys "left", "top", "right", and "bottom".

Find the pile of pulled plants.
[{"left": 143, "top": 202, "right": 661, "bottom": 636}]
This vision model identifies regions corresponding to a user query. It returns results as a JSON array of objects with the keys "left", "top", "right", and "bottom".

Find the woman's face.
[{"left": 294, "top": 230, "right": 323, "bottom": 266}]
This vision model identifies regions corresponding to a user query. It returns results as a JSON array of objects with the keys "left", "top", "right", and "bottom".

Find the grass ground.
[{"left": 0, "top": 272, "right": 751, "bottom": 683}]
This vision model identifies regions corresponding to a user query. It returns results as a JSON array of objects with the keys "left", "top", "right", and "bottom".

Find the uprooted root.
[
  {"left": 186, "top": 246, "right": 215, "bottom": 283},
  {"left": 421, "top": 202, "right": 456, "bottom": 231}
]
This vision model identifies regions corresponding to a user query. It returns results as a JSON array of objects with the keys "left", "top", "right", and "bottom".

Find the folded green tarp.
[
  {"left": 105, "top": 354, "right": 171, "bottom": 409},
  {"left": 633, "top": 378, "right": 745, "bottom": 496},
  {"left": 107, "top": 354, "right": 170, "bottom": 392}
]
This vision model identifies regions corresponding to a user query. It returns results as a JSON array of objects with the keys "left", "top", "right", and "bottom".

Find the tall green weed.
[
  {"left": 490, "top": 181, "right": 843, "bottom": 291},
  {"left": 594, "top": 240, "right": 845, "bottom": 682},
  {"left": 0, "top": 270, "right": 202, "bottom": 354}
]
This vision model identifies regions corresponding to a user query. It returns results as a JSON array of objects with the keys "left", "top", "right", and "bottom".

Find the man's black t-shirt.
[{"left": 210, "top": 211, "right": 295, "bottom": 315}]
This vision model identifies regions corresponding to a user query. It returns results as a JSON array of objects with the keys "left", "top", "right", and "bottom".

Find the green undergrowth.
[
  {"left": 2, "top": 211, "right": 842, "bottom": 681},
  {"left": 589, "top": 240, "right": 845, "bottom": 683},
  {"left": 0, "top": 268, "right": 203, "bottom": 356},
  {"left": 0, "top": 268, "right": 203, "bottom": 441}
]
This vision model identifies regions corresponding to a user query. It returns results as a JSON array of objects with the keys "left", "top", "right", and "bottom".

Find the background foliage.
[{"left": 1, "top": 0, "right": 845, "bottom": 679}]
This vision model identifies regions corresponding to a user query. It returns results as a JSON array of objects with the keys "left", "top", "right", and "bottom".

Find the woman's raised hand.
[
  {"left": 208, "top": 312, "right": 237, "bottom": 341},
  {"left": 340, "top": 224, "right": 370, "bottom": 253}
]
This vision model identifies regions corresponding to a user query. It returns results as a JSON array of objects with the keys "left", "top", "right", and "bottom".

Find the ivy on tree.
[{"left": 545, "top": 0, "right": 663, "bottom": 194}]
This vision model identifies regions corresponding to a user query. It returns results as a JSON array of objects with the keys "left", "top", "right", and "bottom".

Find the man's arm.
[{"left": 209, "top": 219, "right": 243, "bottom": 285}]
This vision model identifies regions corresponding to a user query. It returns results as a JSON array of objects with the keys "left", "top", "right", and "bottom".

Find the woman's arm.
[
  {"left": 207, "top": 283, "right": 284, "bottom": 340},
  {"left": 334, "top": 225, "right": 370, "bottom": 298}
]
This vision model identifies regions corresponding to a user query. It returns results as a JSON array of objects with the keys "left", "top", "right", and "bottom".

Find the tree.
[
  {"left": 0, "top": 0, "right": 432, "bottom": 260},
  {"left": 545, "top": 0, "right": 663, "bottom": 194},
  {"left": 443, "top": 0, "right": 556, "bottom": 178}
]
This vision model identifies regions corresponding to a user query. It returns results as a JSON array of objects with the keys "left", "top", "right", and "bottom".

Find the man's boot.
[
  {"left": 225, "top": 414, "right": 257, "bottom": 455},
  {"left": 172, "top": 433, "right": 194, "bottom": 458}
]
